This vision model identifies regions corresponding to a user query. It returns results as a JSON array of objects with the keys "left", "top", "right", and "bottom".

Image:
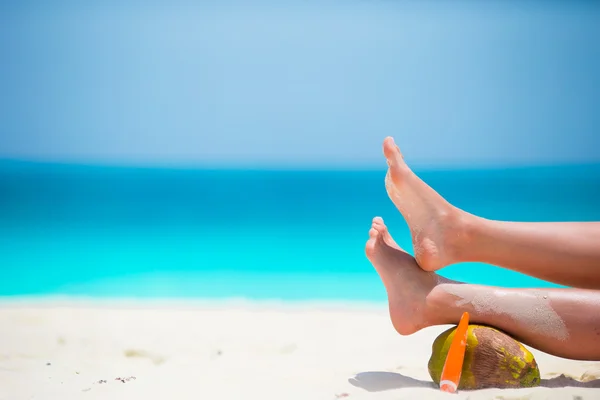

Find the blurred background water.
[
  {"left": 2, "top": 161, "right": 599, "bottom": 300},
  {"left": 1, "top": 1, "right": 599, "bottom": 301}
]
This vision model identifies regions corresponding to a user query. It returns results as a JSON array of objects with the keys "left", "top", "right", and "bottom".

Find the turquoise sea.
[{"left": 1, "top": 161, "right": 599, "bottom": 302}]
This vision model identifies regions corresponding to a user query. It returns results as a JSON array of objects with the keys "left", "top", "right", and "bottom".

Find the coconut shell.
[{"left": 428, "top": 325, "right": 541, "bottom": 390}]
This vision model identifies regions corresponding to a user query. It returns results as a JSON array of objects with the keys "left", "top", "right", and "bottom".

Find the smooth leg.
[
  {"left": 427, "top": 283, "right": 600, "bottom": 361},
  {"left": 366, "top": 217, "right": 600, "bottom": 361},
  {"left": 460, "top": 219, "right": 600, "bottom": 289},
  {"left": 382, "top": 136, "right": 600, "bottom": 289}
]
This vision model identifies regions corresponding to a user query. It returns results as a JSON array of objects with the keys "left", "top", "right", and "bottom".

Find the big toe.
[
  {"left": 383, "top": 137, "right": 404, "bottom": 168},
  {"left": 365, "top": 229, "right": 379, "bottom": 261}
]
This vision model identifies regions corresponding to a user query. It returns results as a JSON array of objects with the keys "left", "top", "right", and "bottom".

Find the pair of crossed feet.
[{"left": 366, "top": 137, "right": 470, "bottom": 336}]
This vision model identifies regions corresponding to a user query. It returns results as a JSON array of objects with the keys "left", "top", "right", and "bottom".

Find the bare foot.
[
  {"left": 365, "top": 217, "right": 442, "bottom": 335},
  {"left": 382, "top": 136, "right": 469, "bottom": 271}
]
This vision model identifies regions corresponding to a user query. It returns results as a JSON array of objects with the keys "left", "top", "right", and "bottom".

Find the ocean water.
[{"left": 1, "top": 160, "right": 599, "bottom": 302}]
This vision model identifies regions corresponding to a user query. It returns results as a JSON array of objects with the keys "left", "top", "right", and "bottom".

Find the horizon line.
[{"left": 1, "top": 157, "right": 600, "bottom": 173}]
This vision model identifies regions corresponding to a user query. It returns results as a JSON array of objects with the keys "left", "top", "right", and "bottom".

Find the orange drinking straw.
[{"left": 440, "top": 311, "right": 470, "bottom": 393}]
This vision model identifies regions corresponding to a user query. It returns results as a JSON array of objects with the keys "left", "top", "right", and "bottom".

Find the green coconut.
[{"left": 428, "top": 325, "right": 541, "bottom": 390}]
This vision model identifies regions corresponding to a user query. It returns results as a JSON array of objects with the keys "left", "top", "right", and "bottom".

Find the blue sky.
[{"left": 1, "top": 1, "right": 599, "bottom": 168}]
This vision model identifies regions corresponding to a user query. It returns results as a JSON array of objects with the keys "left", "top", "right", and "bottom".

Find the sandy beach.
[{"left": 1, "top": 299, "right": 599, "bottom": 400}]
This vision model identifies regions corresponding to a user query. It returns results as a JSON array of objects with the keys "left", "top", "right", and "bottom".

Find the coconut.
[{"left": 428, "top": 325, "right": 541, "bottom": 390}]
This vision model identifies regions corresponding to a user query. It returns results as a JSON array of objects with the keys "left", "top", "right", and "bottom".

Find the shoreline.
[
  {"left": 1, "top": 297, "right": 599, "bottom": 400},
  {"left": 0, "top": 295, "right": 389, "bottom": 313}
]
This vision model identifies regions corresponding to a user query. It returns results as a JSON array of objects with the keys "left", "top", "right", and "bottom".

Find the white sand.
[{"left": 1, "top": 298, "right": 599, "bottom": 400}]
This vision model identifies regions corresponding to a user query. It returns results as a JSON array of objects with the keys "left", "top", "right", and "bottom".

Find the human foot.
[
  {"left": 382, "top": 137, "right": 469, "bottom": 271},
  {"left": 365, "top": 217, "right": 442, "bottom": 335}
]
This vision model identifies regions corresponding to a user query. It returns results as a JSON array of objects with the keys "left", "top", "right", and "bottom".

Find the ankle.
[
  {"left": 442, "top": 208, "right": 480, "bottom": 264},
  {"left": 425, "top": 283, "right": 468, "bottom": 326},
  {"left": 422, "top": 284, "right": 451, "bottom": 327}
]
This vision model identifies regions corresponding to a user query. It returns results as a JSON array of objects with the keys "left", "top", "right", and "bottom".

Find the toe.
[
  {"left": 383, "top": 137, "right": 403, "bottom": 167},
  {"left": 365, "top": 233, "right": 378, "bottom": 260},
  {"left": 368, "top": 227, "right": 378, "bottom": 238},
  {"left": 373, "top": 219, "right": 388, "bottom": 236}
]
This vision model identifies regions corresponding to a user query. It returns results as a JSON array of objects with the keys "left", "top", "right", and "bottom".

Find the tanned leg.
[
  {"left": 382, "top": 136, "right": 600, "bottom": 289},
  {"left": 366, "top": 217, "right": 600, "bottom": 361}
]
